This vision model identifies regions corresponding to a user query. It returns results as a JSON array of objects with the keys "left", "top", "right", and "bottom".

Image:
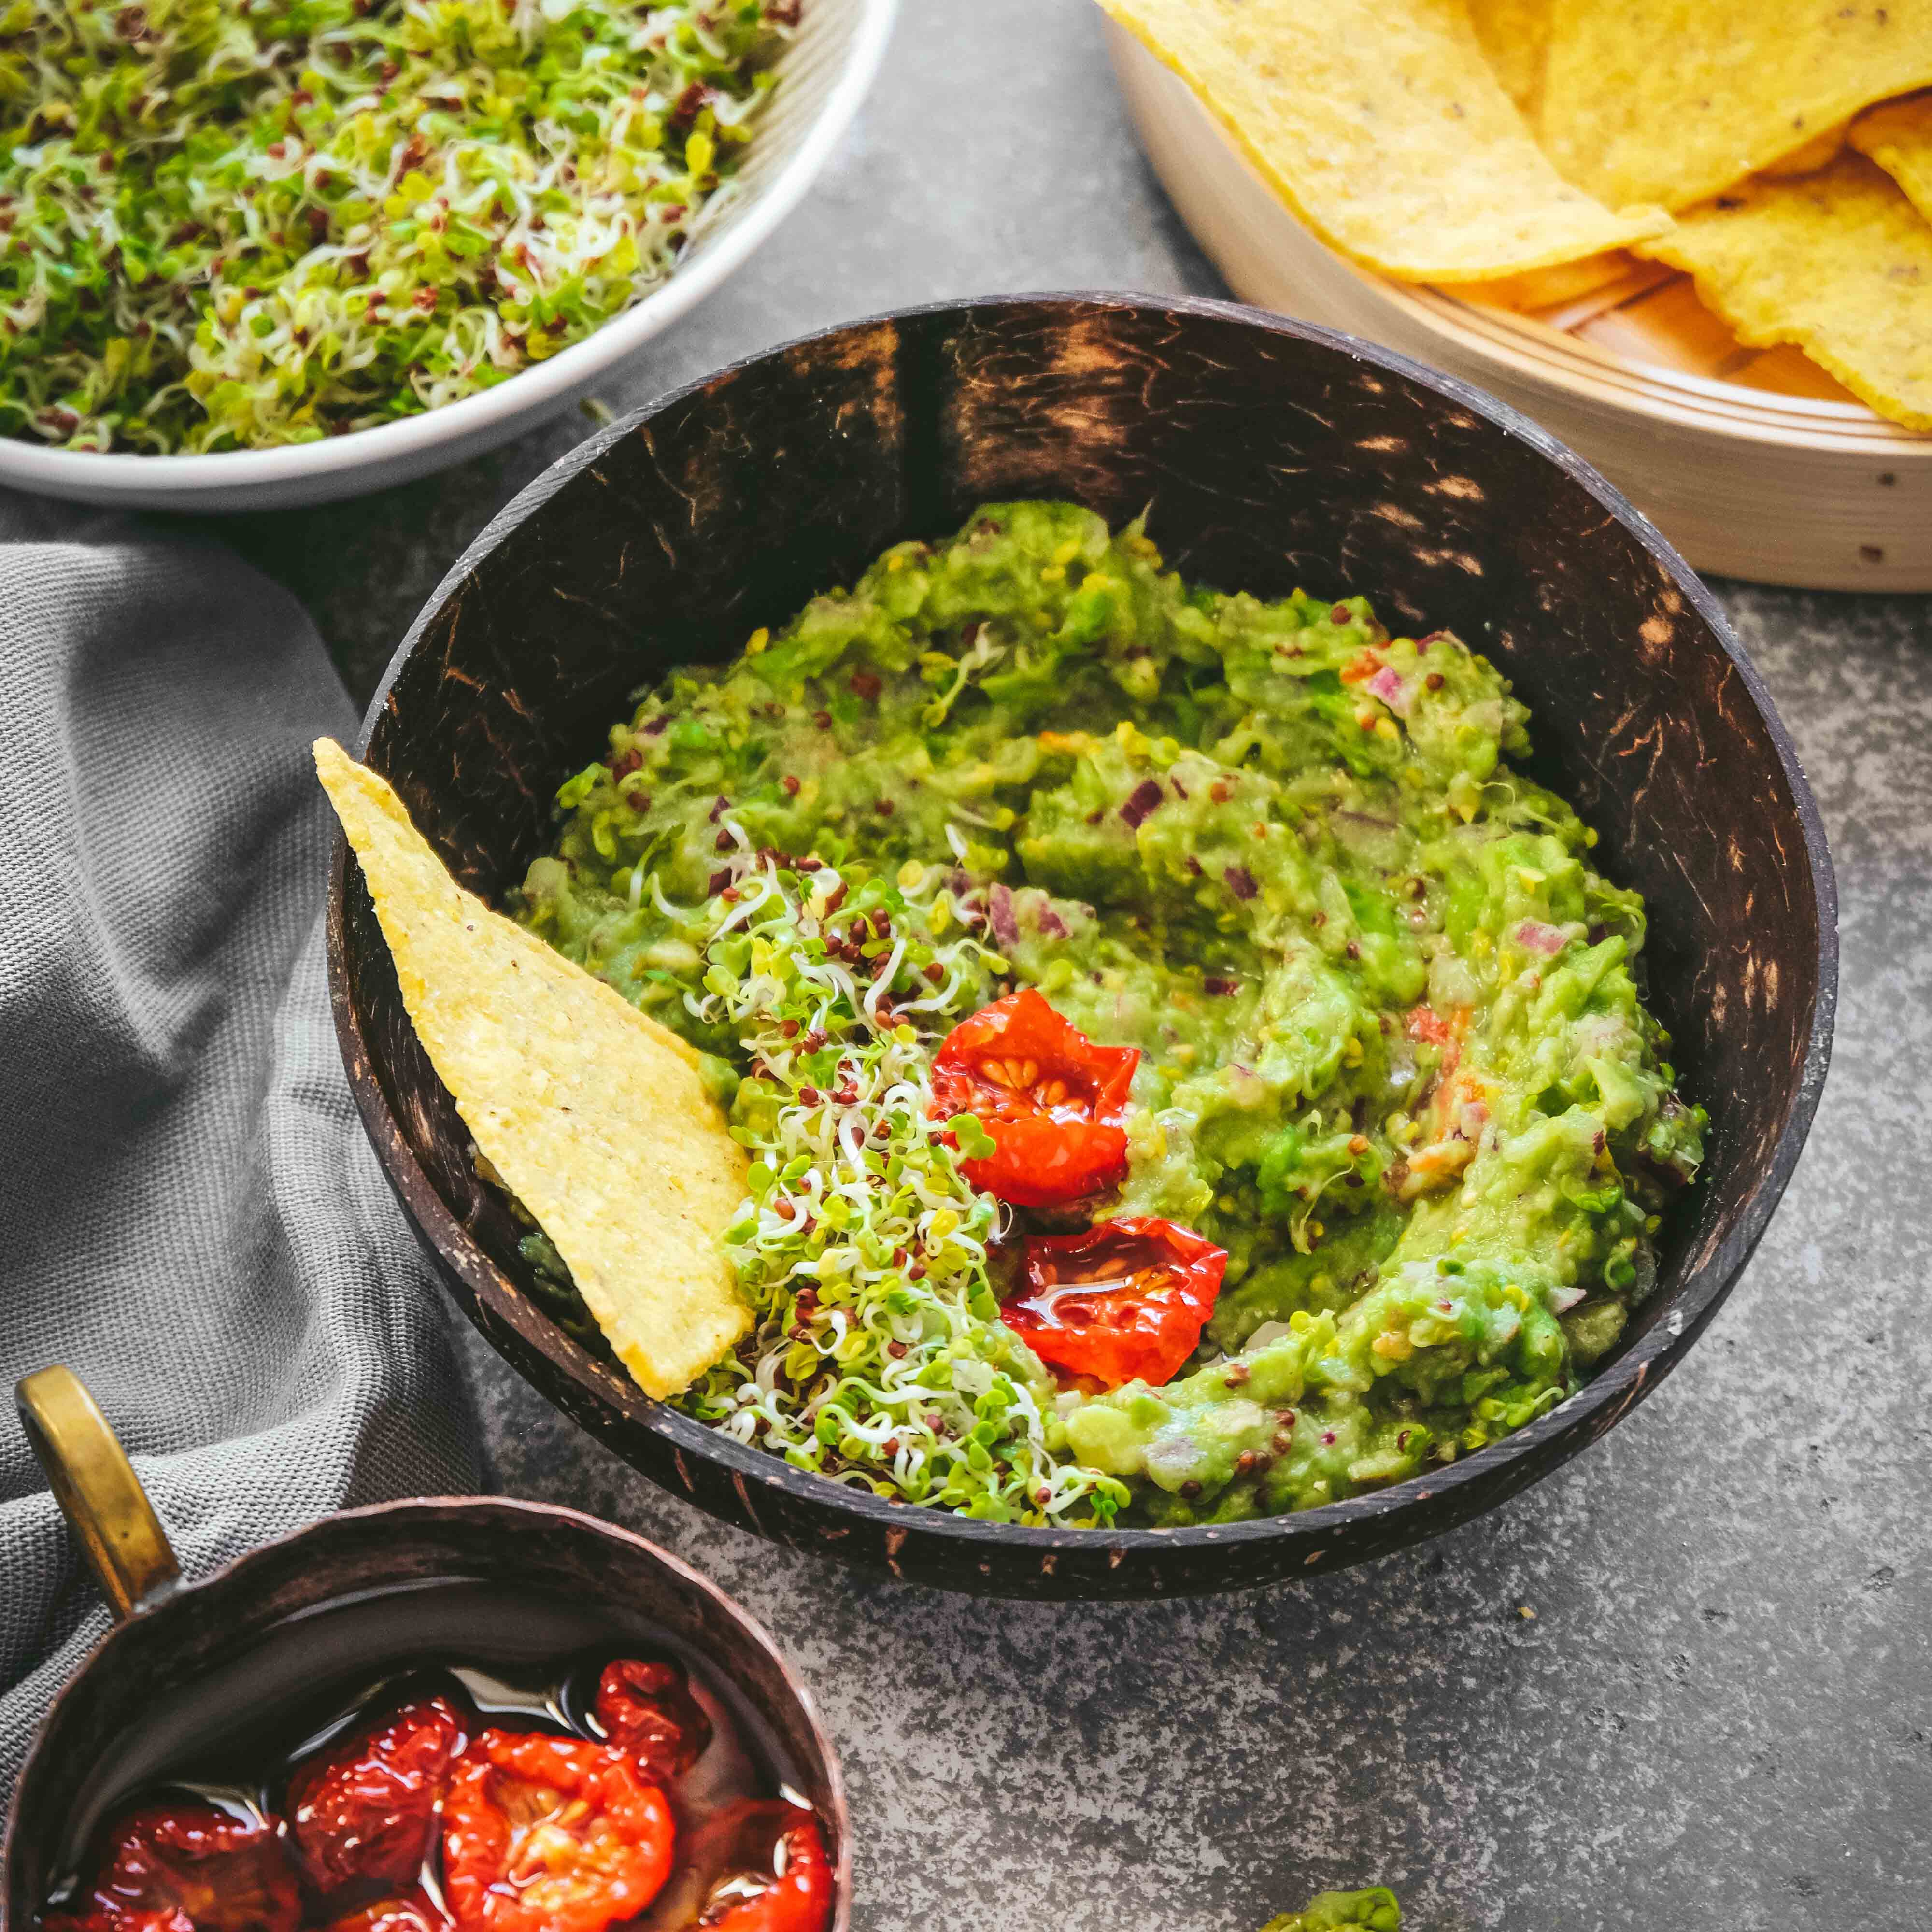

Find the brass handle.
[{"left": 16, "top": 1366, "right": 181, "bottom": 1620}]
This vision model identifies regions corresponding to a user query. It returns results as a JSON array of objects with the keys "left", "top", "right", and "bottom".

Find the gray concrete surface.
[{"left": 235, "top": 6, "right": 1931, "bottom": 1926}]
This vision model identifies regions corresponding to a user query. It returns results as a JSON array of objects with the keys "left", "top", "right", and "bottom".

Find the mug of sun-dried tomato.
[{"left": 6, "top": 1368, "right": 850, "bottom": 1932}]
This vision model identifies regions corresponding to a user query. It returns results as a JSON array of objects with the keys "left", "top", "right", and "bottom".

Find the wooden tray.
[{"left": 1108, "top": 19, "right": 1932, "bottom": 592}]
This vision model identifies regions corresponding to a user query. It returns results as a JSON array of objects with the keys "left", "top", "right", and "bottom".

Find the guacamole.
[
  {"left": 514, "top": 502, "right": 1703, "bottom": 1528},
  {"left": 1259, "top": 1889, "right": 1402, "bottom": 1932}
]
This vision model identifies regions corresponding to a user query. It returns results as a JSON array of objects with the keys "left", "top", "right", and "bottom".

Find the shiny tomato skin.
[
  {"left": 441, "top": 1729, "right": 675, "bottom": 1932},
  {"left": 930, "top": 989, "right": 1139, "bottom": 1207},
  {"left": 315, "top": 1896, "right": 450, "bottom": 1932},
  {"left": 1002, "top": 1217, "right": 1229, "bottom": 1389},
  {"left": 591, "top": 1658, "right": 712, "bottom": 1782},
  {"left": 59, "top": 1804, "right": 300, "bottom": 1932},
  {"left": 42, "top": 1912, "right": 192, "bottom": 1932},
  {"left": 286, "top": 1695, "right": 467, "bottom": 1893},
  {"left": 691, "top": 1803, "right": 835, "bottom": 1932},
  {"left": 1404, "top": 1002, "right": 1453, "bottom": 1047}
]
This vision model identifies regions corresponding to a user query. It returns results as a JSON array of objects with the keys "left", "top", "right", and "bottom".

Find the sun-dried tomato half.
[
  {"left": 315, "top": 1895, "right": 451, "bottom": 1932},
  {"left": 286, "top": 1695, "right": 468, "bottom": 1894},
  {"left": 1002, "top": 1216, "right": 1229, "bottom": 1389},
  {"left": 441, "top": 1730, "right": 674, "bottom": 1932},
  {"left": 929, "top": 989, "right": 1138, "bottom": 1207},
  {"left": 685, "top": 1801, "right": 834, "bottom": 1932},
  {"left": 55, "top": 1803, "right": 300, "bottom": 1932},
  {"left": 41, "top": 1912, "right": 190, "bottom": 1932},
  {"left": 591, "top": 1658, "right": 712, "bottom": 1783}
]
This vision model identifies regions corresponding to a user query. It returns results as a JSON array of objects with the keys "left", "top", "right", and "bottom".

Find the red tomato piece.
[
  {"left": 1002, "top": 1217, "right": 1229, "bottom": 1389},
  {"left": 687, "top": 1802, "right": 835, "bottom": 1932},
  {"left": 592, "top": 1658, "right": 712, "bottom": 1783},
  {"left": 1404, "top": 1002, "right": 1453, "bottom": 1047},
  {"left": 286, "top": 1695, "right": 467, "bottom": 1894},
  {"left": 929, "top": 989, "right": 1138, "bottom": 1207},
  {"left": 58, "top": 1804, "right": 299, "bottom": 1932},
  {"left": 316, "top": 1896, "right": 450, "bottom": 1932},
  {"left": 441, "top": 1730, "right": 675, "bottom": 1932},
  {"left": 43, "top": 1913, "right": 191, "bottom": 1932}
]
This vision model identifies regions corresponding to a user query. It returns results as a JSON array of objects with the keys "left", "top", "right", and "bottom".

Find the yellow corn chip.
[
  {"left": 1851, "top": 92, "right": 1932, "bottom": 223},
  {"left": 1727, "top": 344, "right": 1863, "bottom": 403},
  {"left": 1469, "top": 0, "right": 1553, "bottom": 124},
  {"left": 1636, "top": 154, "right": 1932, "bottom": 429},
  {"left": 1454, "top": 249, "right": 1634, "bottom": 312},
  {"left": 315, "top": 739, "right": 751, "bottom": 1399},
  {"left": 1540, "top": 0, "right": 1932, "bottom": 211},
  {"left": 1099, "top": 0, "right": 1668, "bottom": 283},
  {"left": 1759, "top": 122, "right": 1851, "bottom": 179}
]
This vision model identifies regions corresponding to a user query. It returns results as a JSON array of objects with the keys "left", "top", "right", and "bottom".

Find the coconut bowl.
[{"left": 326, "top": 294, "right": 1836, "bottom": 1599}]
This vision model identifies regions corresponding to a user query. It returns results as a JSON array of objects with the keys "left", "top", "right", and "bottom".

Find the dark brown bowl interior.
[
  {"left": 2, "top": 1498, "right": 851, "bottom": 1924},
  {"left": 327, "top": 295, "right": 1835, "bottom": 1600}
]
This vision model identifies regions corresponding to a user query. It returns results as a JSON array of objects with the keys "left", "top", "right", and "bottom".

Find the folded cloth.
[{"left": 0, "top": 493, "right": 479, "bottom": 1804}]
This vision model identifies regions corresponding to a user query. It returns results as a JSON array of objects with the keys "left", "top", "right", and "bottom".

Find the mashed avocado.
[
  {"left": 514, "top": 502, "right": 1703, "bottom": 1528},
  {"left": 1259, "top": 1889, "right": 1402, "bottom": 1932}
]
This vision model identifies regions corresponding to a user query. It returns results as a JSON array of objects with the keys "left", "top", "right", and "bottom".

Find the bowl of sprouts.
[
  {"left": 327, "top": 296, "right": 1833, "bottom": 1599},
  {"left": 0, "top": 0, "right": 894, "bottom": 510}
]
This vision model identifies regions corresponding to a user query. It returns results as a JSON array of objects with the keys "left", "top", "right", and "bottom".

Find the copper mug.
[{"left": 3, "top": 1367, "right": 851, "bottom": 1928}]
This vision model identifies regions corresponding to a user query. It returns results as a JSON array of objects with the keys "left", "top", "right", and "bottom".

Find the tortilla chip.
[
  {"left": 1454, "top": 249, "right": 1634, "bottom": 313},
  {"left": 1759, "top": 121, "right": 1850, "bottom": 178},
  {"left": 1573, "top": 274, "right": 1747, "bottom": 376},
  {"left": 315, "top": 739, "right": 751, "bottom": 1399},
  {"left": 1099, "top": 0, "right": 1668, "bottom": 283},
  {"left": 1468, "top": 0, "right": 1553, "bottom": 124},
  {"left": 1727, "top": 344, "right": 1863, "bottom": 404},
  {"left": 1636, "top": 154, "right": 1932, "bottom": 429},
  {"left": 1540, "top": 0, "right": 1932, "bottom": 211},
  {"left": 1851, "top": 92, "right": 1932, "bottom": 223}
]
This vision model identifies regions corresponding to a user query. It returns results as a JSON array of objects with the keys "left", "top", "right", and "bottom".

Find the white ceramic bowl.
[
  {"left": 0, "top": 0, "right": 896, "bottom": 513},
  {"left": 1107, "top": 18, "right": 1932, "bottom": 592}
]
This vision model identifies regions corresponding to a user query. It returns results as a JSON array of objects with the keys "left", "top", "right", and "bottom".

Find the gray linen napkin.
[{"left": 0, "top": 493, "right": 479, "bottom": 1804}]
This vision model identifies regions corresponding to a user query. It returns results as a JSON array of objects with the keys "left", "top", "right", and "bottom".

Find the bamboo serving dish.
[{"left": 1107, "top": 20, "right": 1932, "bottom": 593}]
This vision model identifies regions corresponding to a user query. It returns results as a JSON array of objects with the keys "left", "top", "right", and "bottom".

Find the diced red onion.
[
  {"left": 988, "top": 882, "right": 1019, "bottom": 947},
  {"left": 1120, "top": 778, "right": 1165, "bottom": 829},
  {"left": 1367, "top": 665, "right": 1410, "bottom": 715},
  {"left": 1224, "top": 865, "right": 1258, "bottom": 900},
  {"left": 1516, "top": 920, "right": 1567, "bottom": 956}
]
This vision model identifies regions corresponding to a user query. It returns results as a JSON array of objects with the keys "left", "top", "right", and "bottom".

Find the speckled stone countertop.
[{"left": 232, "top": 6, "right": 1930, "bottom": 1927}]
